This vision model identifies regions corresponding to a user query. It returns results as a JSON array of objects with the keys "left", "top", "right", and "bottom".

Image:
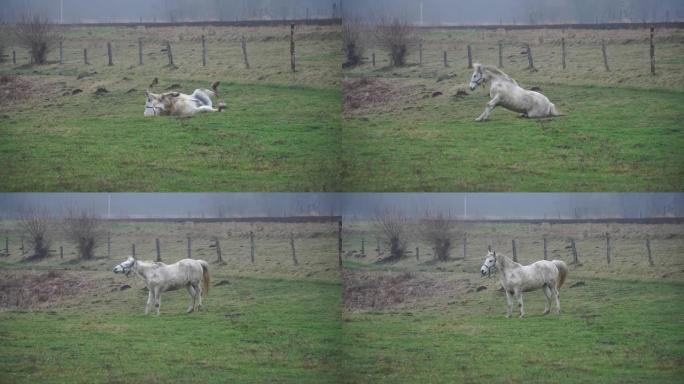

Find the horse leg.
[
  {"left": 542, "top": 285, "right": 552, "bottom": 315},
  {"left": 195, "top": 283, "right": 203, "bottom": 311},
  {"left": 196, "top": 105, "right": 218, "bottom": 113},
  {"left": 475, "top": 95, "right": 500, "bottom": 122},
  {"left": 145, "top": 289, "right": 153, "bottom": 315},
  {"left": 186, "top": 284, "right": 196, "bottom": 313},
  {"left": 552, "top": 286, "right": 561, "bottom": 314},
  {"left": 515, "top": 289, "right": 525, "bottom": 318},
  {"left": 154, "top": 287, "right": 161, "bottom": 316},
  {"left": 505, "top": 290, "right": 513, "bottom": 318}
]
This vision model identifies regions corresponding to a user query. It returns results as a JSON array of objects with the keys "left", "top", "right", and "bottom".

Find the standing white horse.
[
  {"left": 480, "top": 250, "right": 567, "bottom": 318},
  {"left": 113, "top": 256, "right": 210, "bottom": 315},
  {"left": 468, "top": 63, "right": 560, "bottom": 121},
  {"left": 144, "top": 81, "right": 226, "bottom": 116}
]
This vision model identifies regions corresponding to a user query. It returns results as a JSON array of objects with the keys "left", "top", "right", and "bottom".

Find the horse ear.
[{"left": 493, "top": 251, "right": 496, "bottom": 256}]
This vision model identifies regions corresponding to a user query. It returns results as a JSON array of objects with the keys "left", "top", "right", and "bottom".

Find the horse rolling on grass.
[
  {"left": 144, "top": 80, "right": 226, "bottom": 116},
  {"left": 468, "top": 63, "right": 561, "bottom": 121},
  {"left": 113, "top": 256, "right": 210, "bottom": 315},
  {"left": 480, "top": 250, "right": 568, "bottom": 318}
]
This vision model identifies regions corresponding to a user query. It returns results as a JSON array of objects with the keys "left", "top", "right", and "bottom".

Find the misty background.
[
  {"left": 0, "top": 0, "right": 340, "bottom": 23},
  {"left": 0, "top": 193, "right": 681, "bottom": 220},
  {"left": 344, "top": 0, "right": 683, "bottom": 25}
]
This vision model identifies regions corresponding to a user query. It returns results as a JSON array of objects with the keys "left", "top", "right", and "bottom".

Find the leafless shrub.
[
  {"left": 375, "top": 18, "right": 416, "bottom": 67},
  {"left": 63, "top": 208, "right": 105, "bottom": 260},
  {"left": 13, "top": 15, "right": 62, "bottom": 65},
  {"left": 420, "top": 211, "right": 460, "bottom": 262},
  {"left": 0, "top": 20, "right": 7, "bottom": 63},
  {"left": 18, "top": 208, "right": 53, "bottom": 260},
  {"left": 375, "top": 208, "right": 408, "bottom": 262},
  {"left": 343, "top": 19, "right": 365, "bottom": 68}
]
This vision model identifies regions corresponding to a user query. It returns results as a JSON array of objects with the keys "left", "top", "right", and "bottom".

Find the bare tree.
[
  {"left": 374, "top": 208, "right": 408, "bottom": 262},
  {"left": 343, "top": 19, "right": 365, "bottom": 68},
  {"left": 13, "top": 15, "right": 62, "bottom": 65},
  {"left": 18, "top": 208, "right": 52, "bottom": 260},
  {"left": 63, "top": 208, "right": 104, "bottom": 260},
  {"left": 420, "top": 211, "right": 459, "bottom": 262},
  {"left": 375, "top": 18, "right": 415, "bottom": 67}
]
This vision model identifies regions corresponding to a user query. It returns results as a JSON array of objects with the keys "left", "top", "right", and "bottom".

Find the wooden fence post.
[
  {"left": 107, "top": 234, "right": 111, "bottom": 258},
  {"left": 241, "top": 35, "right": 250, "bottom": 69},
  {"left": 372, "top": 52, "right": 375, "bottom": 67},
  {"left": 418, "top": 42, "right": 423, "bottom": 65},
  {"left": 650, "top": 26, "right": 655, "bottom": 75},
  {"left": 155, "top": 238, "right": 161, "bottom": 262},
  {"left": 166, "top": 41, "right": 174, "bottom": 66},
  {"left": 511, "top": 239, "right": 517, "bottom": 262},
  {"left": 338, "top": 220, "right": 342, "bottom": 267},
  {"left": 443, "top": 50, "right": 448, "bottom": 67},
  {"left": 463, "top": 232, "right": 467, "bottom": 260},
  {"left": 605, "top": 233, "right": 611, "bottom": 264},
  {"left": 601, "top": 39, "right": 610, "bottom": 71},
  {"left": 21, "top": 236, "right": 25, "bottom": 255},
  {"left": 250, "top": 231, "right": 255, "bottom": 263},
  {"left": 60, "top": 245, "right": 63, "bottom": 259},
  {"left": 415, "top": 246, "right": 419, "bottom": 261},
  {"left": 361, "top": 238, "right": 365, "bottom": 254},
  {"left": 187, "top": 236, "right": 192, "bottom": 258},
  {"left": 561, "top": 37, "right": 566, "bottom": 70},
  {"left": 12, "top": 50, "right": 16, "bottom": 65},
  {"left": 646, "top": 236, "right": 654, "bottom": 266},
  {"left": 201, "top": 35, "right": 207, "bottom": 67},
  {"left": 107, "top": 42, "right": 113, "bottom": 66},
  {"left": 83, "top": 48, "right": 89, "bottom": 65},
  {"left": 376, "top": 238, "right": 381, "bottom": 256},
  {"left": 4, "top": 237, "right": 8, "bottom": 256},
  {"left": 215, "top": 238, "right": 222, "bottom": 262},
  {"left": 290, "top": 23, "right": 296, "bottom": 72},
  {"left": 498, "top": 41, "right": 503, "bottom": 68},
  {"left": 59, "top": 40, "right": 63, "bottom": 64},
  {"left": 543, "top": 236, "right": 548, "bottom": 260},
  {"left": 467, "top": 44, "right": 473, "bottom": 68},
  {"left": 131, "top": 243, "right": 135, "bottom": 258},
  {"left": 525, "top": 43, "right": 535, "bottom": 70},
  {"left": 138, "top": 37, "right": 143, "bottom": 65},
  {"left": 290, "top": 233, "right": 298, "bottom": 266},
  {"left": 570, "top": 238, "right": 579, "bottom": 264}
]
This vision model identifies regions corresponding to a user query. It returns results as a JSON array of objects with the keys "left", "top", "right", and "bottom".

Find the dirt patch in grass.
[
  {"left": 0, "top": 75, "right": 66, "bottom": 111},
  {"left": 343, "top": 77, "right": 399, "bottom": 116},
  {"left": 343, "top": 270, "right": 472, "bottom": 311},
  {"left": 0, "top": 270, "right": 98, "bottom": 309}
]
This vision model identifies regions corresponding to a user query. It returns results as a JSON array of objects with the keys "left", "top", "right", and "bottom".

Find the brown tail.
[
  {"left": 199, "top": 260, "right": 210, "bottom": 298},
  {"left": 552, "top": 260, "right": 568, "bottom": 289}
]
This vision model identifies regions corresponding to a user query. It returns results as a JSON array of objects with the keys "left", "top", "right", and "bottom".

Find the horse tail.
[
  {"left": 552, "top": 260, "right": 568, "bottom": 289},
  {"left": 199, "top": 260, "right": 210, "bottom": 298}
]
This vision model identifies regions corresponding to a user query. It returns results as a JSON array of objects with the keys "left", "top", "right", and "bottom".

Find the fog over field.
[
  {"left": 0, "top": 193, "right": 680, "bottom": 219},
  {"left": 343, "top": 0, "right": 684, "bottom": 25}
]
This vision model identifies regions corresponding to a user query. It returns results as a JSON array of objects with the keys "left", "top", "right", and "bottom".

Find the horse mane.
[{"left": 481, "top": 65, "right": 518, "bottom": 85}]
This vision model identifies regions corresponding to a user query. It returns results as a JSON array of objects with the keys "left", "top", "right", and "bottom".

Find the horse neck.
[
  {"left": 484, "top": 68, "right": 513, "bottom": 85},
  {"left": 496, "top": 254, "right": 520, "bottom": 273},
  {"left": 132, "top": 260, "right": 155, "bottom": 279}
]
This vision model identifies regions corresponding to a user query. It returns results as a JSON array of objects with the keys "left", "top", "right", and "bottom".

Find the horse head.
[
  {"left": 480, "top": 250, "right": 497, "bottom": 277},
  {"left": 144, "top": 90, "right": 165, "bottom": 116},
  {"left": 469, "top": 63, "right": 486, "bottom": 91},
  {"left": 113, "top": 256, "right": 136, "bottom": 277}
]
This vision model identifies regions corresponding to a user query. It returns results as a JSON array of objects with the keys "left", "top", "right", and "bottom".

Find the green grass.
[
  {"left": 339, "top": 276, "right": 684, "bottom": 383},
  {"left": 0, "top": 81, "right": 340, "bottom": 191},
  {"left": 0, "top": 275, "right": 342, "bottom": 383},
  {"left": 340, "top": 83, "right": 684, "bottom": 191}
]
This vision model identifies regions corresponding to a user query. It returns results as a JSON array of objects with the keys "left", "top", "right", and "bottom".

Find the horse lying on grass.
[
  {"left": 468, "top": 63, "right": 561, "bottom": 121},
  {"left": 480, "top": 250, "right": 568, "bottom": 318},
  {"left": 113, "top": 256, "right": 210, "bottom": 315},
  {"left": 144, "top": 81, "right": 226, "bottom": 116}
]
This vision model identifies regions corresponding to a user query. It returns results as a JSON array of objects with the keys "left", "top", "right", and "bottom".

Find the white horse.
[
  {"left": 480, "top": 250, "right": 567, "bottom": 318},
  {"left": 113, "top": 256, "right": 210, "bottom": 315},
  {"left": 468, "top": 63, "right": 560, "bottom": 121},
  {"left": 144, "top": 82, "right": 226, "bottom": 116}
]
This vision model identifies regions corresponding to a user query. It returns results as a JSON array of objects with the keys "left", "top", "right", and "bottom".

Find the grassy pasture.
[
  {"left": 0, "top": 219, "right": 342, "bottom": 383},
  {"left": 340, "top": 220, "right": 684, "bottom": 383},
  {"left": 341, "top": 27, "right": 684, "bottom": 191},
  {"left": 0, "top": 24, "right": 341, "bottom": 191}
]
